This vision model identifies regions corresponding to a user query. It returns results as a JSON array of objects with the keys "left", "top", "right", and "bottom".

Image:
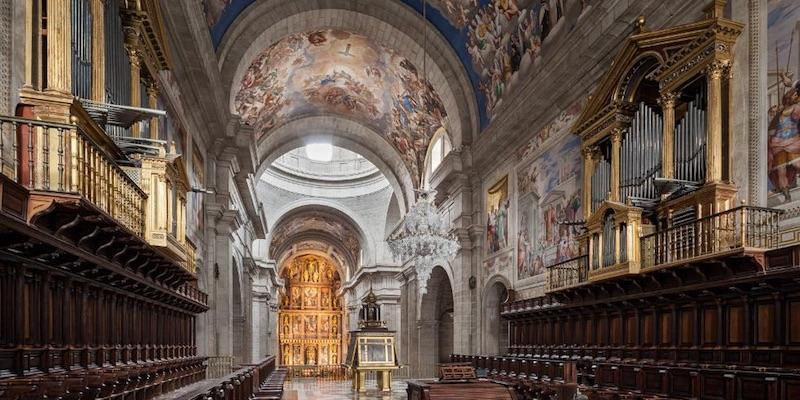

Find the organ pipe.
[
  {"left": 619, "top": 102, "right": 663, "bottom": 204},
  {"left": 674, "top": 86, "right": 707, "bottom": 183},
  {"left": 104, "top": 0, "right": 132, "bottom": 138},
  {"left": 71, "top": 0, "right": 93, "bottom": 99}
]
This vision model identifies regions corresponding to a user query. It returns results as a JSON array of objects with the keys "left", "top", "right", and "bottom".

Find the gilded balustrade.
[
  {"left": 546, "top": 206, "right": 782, "bottom": 293},
  {"left": 0, "top": 115, "right": 145, "bottom": 235},
  {"left": 640, "top": 206, "right": 782, "bottom": 271}
]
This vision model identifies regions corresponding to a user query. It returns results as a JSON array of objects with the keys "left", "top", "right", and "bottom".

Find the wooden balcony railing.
[
  {"left": 0, "top": 115, "right": 146, "bottom": 235},
  {"left": 640, "top": 206, "right": 782, "bottom": 270},
  {"left": 545, "top": 255, "right": 588, "bottom": 292},
  {"left": 545, "top": 206, "right": 783, "bottom": 292}
]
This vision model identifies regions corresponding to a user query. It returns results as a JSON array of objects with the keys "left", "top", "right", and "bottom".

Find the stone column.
[
  {"left": 660, "top": 92, "right": 677, "bottom": 179},
  {"left": 212, "top": 210, "right": 240, "bottom": 357},
  {"left": 251, "top": 292, "right": 269, "bottom": 362},
  {"left": 416, "top": 319, "right": 439, "bottom": 378},
  {"left": 90, "top": 0, "right": 105, "bottom": 102},
  {"left": 45, "top": 0, "right": 71, "bottom": 93}
]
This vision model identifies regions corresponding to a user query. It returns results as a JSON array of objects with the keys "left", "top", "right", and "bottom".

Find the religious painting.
[
  {"left": 768, "top": 0, "right": 800, "bottom": 204},
  {"left": 235, "top": 29, "right": 447, "bottom": 182},
  {"left": 516, "top": 98, "right": 583, "bottom": 160},
  {"left": 487, "top": 176, "right": 510, "bottom": 255},
  {"left": 303, "top": 287, "right": 319, "bottom": 308},
  {"left": 516, "top": 133, "right": 582, "bottom": 281}
]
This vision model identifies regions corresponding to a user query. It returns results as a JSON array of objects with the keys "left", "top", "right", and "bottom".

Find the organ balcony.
[
  {"left": 0, "top": 101, "right": 205, "bottom": 306},
  {"left": 545, "top": 3, "right": 784, "bottom": 294}
]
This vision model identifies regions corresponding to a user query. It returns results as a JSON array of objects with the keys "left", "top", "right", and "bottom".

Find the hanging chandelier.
[
  {"left": 387, "top": 0, "right": 459, "bottom": 295},
  {"left": 388, "top": 189, "right": 460, "bottom": 296}
]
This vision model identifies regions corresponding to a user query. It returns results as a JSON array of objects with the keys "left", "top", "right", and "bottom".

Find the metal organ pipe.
[
  {"left": 673, "top": 87, "right": 707, "bottom": 183},
  {"left": 619, "top": 102, "right": 663, "bottom": 204},
  {"left": 71, "top": 0, "right": 93, "bottom": 99}
]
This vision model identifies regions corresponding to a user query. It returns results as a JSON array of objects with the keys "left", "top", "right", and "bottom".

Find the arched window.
[{"left": 424, "top": 129, "right": 452, "bottom": 185}]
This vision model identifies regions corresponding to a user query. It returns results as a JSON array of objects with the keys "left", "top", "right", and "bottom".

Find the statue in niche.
[
  {"left": 302, "top": 262, "right": 311, "bottom": 282},
  {"left": 282, "top": 320, "right": 290, "bottom": 336},
  {"left": 292, "top": 316, "right": 302, "bottom": 334},
  {"left": 293, "top": 344, "right": 302, "bottom": 364},
  {"left": 325, "top": 264, "right": 334, "bottom": 281},
  {"left": 291, "top": 287, "right": 301, "bottom": 307},
  {"left": 321, "top": 290, "right": 331, "bottom": 308},
  {"left": 319, "top": 346, "right": 329, "bottom": 365},
  {"left": 330, "top": 345, "right": 337, "bottom": 364},
  {"left": 321, "top": 316, "right": 330, "bottom": 336},
  {"left": 312, "top": 259, "right": 321, "bottom": 282},
  {"left": 290, "top": 263, "right": 300, "bottom": 281},
  {"left": 331, "top": 316, "right": 338, "bottom": 335},
  {"left": 282, "top": 344, "right": 291, "bottom": 365}
]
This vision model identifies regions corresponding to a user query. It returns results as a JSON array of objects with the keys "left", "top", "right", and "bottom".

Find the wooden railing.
[
  {"left": 175, "top": 356, "right": 281, "bottom": 400},
  {"left": 545, "top": 206, "right": 783, "bottom": 292},
  {"left": 640, "top": 206, "right": 782, "bottom": 270},
  {"left": 545, "top": 255, "right": 588, "bottom": 292},
  {"left": 0, "top": 115, "right": 146, "bottom": 235}
]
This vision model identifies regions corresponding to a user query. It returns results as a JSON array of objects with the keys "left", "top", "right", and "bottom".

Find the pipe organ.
[{"left": 570, "top": 3, "right": 745, "bottom": 282}]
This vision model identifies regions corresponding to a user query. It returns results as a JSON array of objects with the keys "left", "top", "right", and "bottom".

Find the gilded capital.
[
  {"left": 658, "top": 92, "right": 677, "bottom": 108},
  {"left": 705, "top": 60, "right": 728, "bottom": 80},
  {"left": 610, "top": 128, "right": 624, "bottom": 143}
]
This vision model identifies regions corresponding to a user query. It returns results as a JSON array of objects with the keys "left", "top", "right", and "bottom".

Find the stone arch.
[
  {"left": 255, "top": 116, "right": 413, "bottom": 213},
  {"left": 267, "top": 201, "right": 372, "bottom": 277},
  {"left": 218, "top": 0, "right": 478, "bottom": 147},
  {"left": 417, "top": 265, "right": 455, "bottom": 377},
  {"left": 482, "top": 275, "right": 511, "bottom": 355}
]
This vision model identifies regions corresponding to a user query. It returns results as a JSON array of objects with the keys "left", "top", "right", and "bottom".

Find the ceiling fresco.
[
  {"left": 269, "top": 211, "right": 362, "bottom": 264},
  {"left": 233, "top": 29, "right": 447, "bottom": 182},
  {"left": 206, "top": 0, "right": 587, "bottom": 132}
]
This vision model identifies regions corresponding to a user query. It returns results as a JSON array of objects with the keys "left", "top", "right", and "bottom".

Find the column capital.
[
  {"left": 705, "top": 60, "right": 729, "bottom": 79},
  {"left": 658, "top": 91, "right": 677, "bottom": 107}
]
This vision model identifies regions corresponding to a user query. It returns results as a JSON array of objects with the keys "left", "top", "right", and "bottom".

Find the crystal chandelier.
[{"left": 388, "top": 189, "right": 460, "bottom": 296}]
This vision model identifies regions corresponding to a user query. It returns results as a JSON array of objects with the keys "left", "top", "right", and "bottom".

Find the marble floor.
[{"left": 282, "top": 378, "right": 408, "bottom": 399}]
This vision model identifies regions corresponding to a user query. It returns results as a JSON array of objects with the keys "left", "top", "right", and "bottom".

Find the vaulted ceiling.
[{"left": 233, "top": 29, "right": 447, "bottom": 183}]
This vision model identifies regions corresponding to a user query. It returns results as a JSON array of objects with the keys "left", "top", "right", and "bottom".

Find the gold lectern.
[{"left": 346, "top": 290, "right": 398, "bottom": 392}]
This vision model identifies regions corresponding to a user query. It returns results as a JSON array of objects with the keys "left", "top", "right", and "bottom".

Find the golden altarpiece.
[{"left": 278, "top": 255, "right": 343, "bottom": 367}]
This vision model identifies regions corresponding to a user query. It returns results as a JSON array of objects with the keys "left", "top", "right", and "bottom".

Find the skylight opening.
[{"left": 305, "top": 143, "right": 333, "bottom": 162}]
